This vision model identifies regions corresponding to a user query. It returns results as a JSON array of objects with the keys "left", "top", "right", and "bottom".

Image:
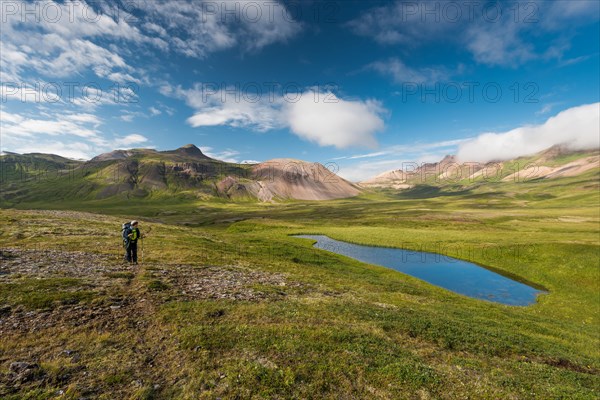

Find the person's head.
[{"left": 131, "top": 220, "right": 138, "bottom": 227}]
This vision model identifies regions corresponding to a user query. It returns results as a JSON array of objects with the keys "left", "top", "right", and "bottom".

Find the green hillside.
[{"left": 0, "top": 145, "right": 253, "bottom": 205}]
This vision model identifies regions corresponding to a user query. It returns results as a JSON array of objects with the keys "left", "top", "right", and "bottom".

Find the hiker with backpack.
[{"left": 122, "top": 220, "right": 142, "bottom": 264}]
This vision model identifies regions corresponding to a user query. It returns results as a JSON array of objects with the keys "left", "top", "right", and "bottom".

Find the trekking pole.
[{"left": 141, "top": 237, "right": 144, "bottom": 266}]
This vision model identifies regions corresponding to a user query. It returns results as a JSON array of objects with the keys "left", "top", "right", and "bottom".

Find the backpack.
[{"left": 122, "top": 222, "right": 131, "bottom": 245}]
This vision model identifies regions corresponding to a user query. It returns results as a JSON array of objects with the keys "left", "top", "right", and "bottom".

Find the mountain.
[
  {"left": 3, "top": 144, "right": 597, "bottom": 206},
  {"left": 0, "top": 145, "right": 360, "bottom": 204},
  {"left": 359, "top": 145, "right": 600, "bottom": 189},
  {"left": 218, "top": 159, "right": 360, "bottom": 201},
  {"left": 90, "top": 144, "right": 214, "bottom": 162}
]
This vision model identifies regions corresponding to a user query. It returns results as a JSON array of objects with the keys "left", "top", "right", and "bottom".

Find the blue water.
[{"left": 293, "top": 235, "right": 545, "bottom": 306}]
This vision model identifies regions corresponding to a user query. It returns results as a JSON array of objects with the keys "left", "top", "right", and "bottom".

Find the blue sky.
[{"left": 1, "top": 0, "right": 599, "bottom": 181}]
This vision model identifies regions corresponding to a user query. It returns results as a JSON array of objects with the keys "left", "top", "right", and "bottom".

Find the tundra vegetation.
[{"left": 0, "top": 147, "right": 598, "bottom": 399}]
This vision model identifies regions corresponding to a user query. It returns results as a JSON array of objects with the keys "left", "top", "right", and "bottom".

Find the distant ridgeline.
[
  {"left": 1, "top": 144, "right": 598, "bottom": 205},
  {"left": 0, "top": 145, "right": 360, "bottom": 204},
  {"left": 359, "top": 145, "right": 600, "bottom": 189}
]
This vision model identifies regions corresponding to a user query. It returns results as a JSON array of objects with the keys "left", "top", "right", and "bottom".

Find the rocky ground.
[{"left": 0, "top": 247, "right": 308, "bottom": 398}]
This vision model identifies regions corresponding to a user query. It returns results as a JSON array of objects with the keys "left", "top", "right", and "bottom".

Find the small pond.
[{"left": 293, "top": 235, "right": 545, "bottom": 306}]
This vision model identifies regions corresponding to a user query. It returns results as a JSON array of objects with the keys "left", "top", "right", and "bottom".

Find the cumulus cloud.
[
  {"left": 456, "top": 103, "right": 600, "bottom": 162},
  {"left": 175, "top": 86, "right": 386, "bottom": 148},
  {"left": 336, "top": 102, "right": 600, "bottom": 181},
  {"left": 284, "top": 91, "right": 385, "bottom": 148}
]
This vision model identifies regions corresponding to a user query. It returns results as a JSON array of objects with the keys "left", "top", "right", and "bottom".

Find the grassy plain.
[{"left": 0, "top": 172, "right": 599, "bottom": 398}]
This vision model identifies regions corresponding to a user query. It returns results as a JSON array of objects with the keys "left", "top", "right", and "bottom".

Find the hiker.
[{"left": 123, "top": 220, "right": 142, "bottom": 264}]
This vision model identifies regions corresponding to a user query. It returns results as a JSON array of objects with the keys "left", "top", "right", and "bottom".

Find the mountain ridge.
[
  {"left": 0, "top": 144, "right": 360, "bottom": 203},
  {"left": 359, "top": 145, "right": 599, "bottom": 189},
  {"left": 1, "top": 144, "right": 598, "bottom": 204}
]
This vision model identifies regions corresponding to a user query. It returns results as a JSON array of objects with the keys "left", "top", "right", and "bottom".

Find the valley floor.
[{"left": 0, "top": 189, "right": 599, "bottom": 399}]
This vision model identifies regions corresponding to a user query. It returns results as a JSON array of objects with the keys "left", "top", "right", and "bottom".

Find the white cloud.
[
  {"left": 0, "top": 42, "right": 29, "bottom": 82},
  {"left": 0, "top": 112, "right": 25, "bottom": 125},
  {"left": 464, "top": 20, "right": 536, "bottom": 67},
  {"left": 64, "top": 113, "right": 102, "bottom": 125},
  {"left": 347, "top": 1, "right": 458, "bottom": 46},
  {"left": 137, "top": 1, "right": 235, "bottom": 58},
  {"left": 1, "top": 1, "right": 143, "bottom": 84},
  {"left": 334, "top": 139, "right": 467, "bottom": 181},
  {"left": 0, "top": 109, "right": 151, "bottom": 159},
  {"left": 558, "top": 54, "right": 596, "bottom": 67},
  {"left": 335, "top": 103, "right": 600, "bottom": 181},
  {"left": 541, "top": 0, "right": 600, "bottom": 30},
  {"left": 107, "top": 72, "right": 141, "bottom": 84},
  {"left": 338, "top": 150, "right": 453, "bottom": 182},
  {"left": 186, "top": 99, "right": 282, "bottom": 132},
  {"left": 114, "top": 134, "right": 149, "bottom": 147},
  {"left": 136, "top": 0, "right": 301, "bottom": 58},
  {"left": 337, "top": 158, "right": 407, "bottom": 182},
  {"left": 71, "top": 87, "right": 121, "bottom": 110},
  {"left": 456, "top": 103, "right": 600, "bottom": 162},
  {"left": 284, "top": 91, "right": 385, "bottom": 148},
  {"left": 0, "top": 0, "right": 300, "bottom": 92},
  {"left": 237, "top": 0, "right": 302, "bottom": 51},
  {"left": 1, "top": 113, "right": 99, "bottom": 139},
  {"left": 7, "top": 141, "right": 96, "bottom": 160},
  {"left": 349, "top": 1, "right": 600, "bottom": 68},
  {"left": 535, "top": 102, "right": 563, "bottom": 116},
  {"left": 339, "top": 158, "right": 408, "bottom": 182},
  {"left": 368, "top": 58, "right": 450, "bottom": 84},
  {"left": 1, "top": 110, "right": 103, "bottom": 158},
  {"left": 176, "top": 86, "right": 387, "bottom": 149},
  {"left": 337, "top": 139, "right": 468, "bottom": 161},
  {"left": 119, "top": 108, "right": 164, "bottom": 122},
  {"left": 174, "top": 84, "right": 283, "bottom": 131},
  {"left": 149, "top": 107, "right": 162, "bottom": 116},
  {"left": 199, "top": 146, "right": 241, "bottom": 163},
  {"left": 35, "top": 0, "right": 146, "bottom": 43},
  {"left": 120, "top": 114, "right": 135, "bottom": 122}
]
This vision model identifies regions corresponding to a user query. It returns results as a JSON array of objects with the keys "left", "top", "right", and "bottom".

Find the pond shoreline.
[{"left": 293, "top": 234, "right": 547, "bottom": 306}]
